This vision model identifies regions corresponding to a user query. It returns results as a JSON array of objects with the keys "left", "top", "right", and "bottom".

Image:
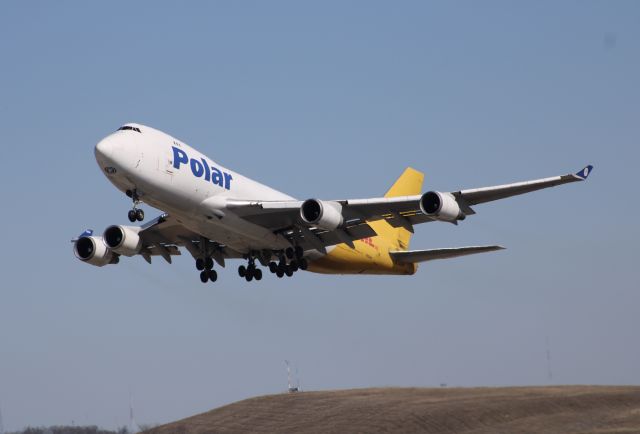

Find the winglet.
[
  {"left": 575, "top": 165, "right": 593, "bottom": 180},
  {"left": 71, "top": 229, "right": 93, "bottom": 243}
]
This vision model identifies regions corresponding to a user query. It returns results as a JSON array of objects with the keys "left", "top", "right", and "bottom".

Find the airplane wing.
[
  {"left": 390, "top": 245, "right": 505, "bottom": 263},
  {"left": 133, "top": 213, "right": 241, "bottom": 265},
  {"left": 453, "top": 165, "right": 593, "bottom": 209},
  {"left": 225, "top": 165, "right": 593, "bottom": 249}
]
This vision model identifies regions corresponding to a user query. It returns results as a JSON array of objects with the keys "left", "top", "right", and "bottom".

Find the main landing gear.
[
  {"left": 126, "top": 189, "right": 144, "bottom": 222},
  {"left": 238, "top": 256, "right": 262, "bottom": 282},
  {"left": 235, "top": 247, "right": 308, "bottom": 283},
  {"left": 268, "top": 246, "right": 307, "bottom": 279},
  {"left": 196, "top": 256, "right": 217, "bottom": 283}
]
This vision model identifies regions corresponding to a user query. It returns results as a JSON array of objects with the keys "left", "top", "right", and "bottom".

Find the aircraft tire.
[
  {"left": 196, "top": 258, "right": 205, "bottom": 271},
  {"left": 135, "top": 209, "right": 145, "bottom": 221},
  {"left": 208, "top": 269, "right": 217, "bottom": 282},
  {"left": 238, "top": 265, "right": 246, "bottom": 277},
  {"left": 205, "top": 257, "right": 214, "bottom": 270},
  {"left": 199, "top": 271, "right": 208, "bottom": 283},
  {"left": 299, "top": 258, "right": 308, "bottom": 270},
  {"left": 128, "top": 210, "right": 137, "bottom": 222},
  {"left": 254, "top": 269, "right": 262, "bottom": 280}
]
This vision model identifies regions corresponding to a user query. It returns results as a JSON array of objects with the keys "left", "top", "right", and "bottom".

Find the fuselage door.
[{"left": 163, "top": 141, "right": 179, "bottom": 175}]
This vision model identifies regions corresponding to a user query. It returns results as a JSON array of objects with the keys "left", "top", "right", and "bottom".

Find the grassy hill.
[{"left": 144, "top": 386, "right": 640, "bottom": 434}]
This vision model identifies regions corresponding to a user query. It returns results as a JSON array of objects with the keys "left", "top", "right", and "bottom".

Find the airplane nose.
[
  {"left": 95, "top": 137, "right": 115, "bottom": 161},
  {"left": 94, "top": 137, "right": 122, "bottom": 175}
]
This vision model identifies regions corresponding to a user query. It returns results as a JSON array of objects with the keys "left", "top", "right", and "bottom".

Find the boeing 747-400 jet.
[{"left": 73, "top": 123, "right": 592, "bottom": 283}]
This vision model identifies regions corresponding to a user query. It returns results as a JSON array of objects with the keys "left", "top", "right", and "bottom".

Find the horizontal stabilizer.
[{"left": 390, "top": 245, "right": 505, "bottom": 263}]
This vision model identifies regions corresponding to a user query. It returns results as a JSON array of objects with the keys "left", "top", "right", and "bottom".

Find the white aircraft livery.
[{"left": 73, "top": 123, "right": 593, "bottom": 283}]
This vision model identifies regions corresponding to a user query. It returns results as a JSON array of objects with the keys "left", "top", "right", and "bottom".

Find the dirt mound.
[{"left": 144, "top": 386, "right": 640, "bottom": 434}]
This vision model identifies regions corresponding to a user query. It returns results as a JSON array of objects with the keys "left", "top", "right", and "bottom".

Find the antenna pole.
[
  {"left": 129, "top": 389, "right": 139, "bottom": 434},
  {"left": 285, "top": 360, "right": 292, "bottom": 391},
  {"left": 546, "top": 336, "right": 553, "bottom": 383}
]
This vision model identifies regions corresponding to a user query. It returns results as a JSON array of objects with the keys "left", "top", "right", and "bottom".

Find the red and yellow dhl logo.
[{"left": 360, "top": 237, "right": 379, "bottom": 251}]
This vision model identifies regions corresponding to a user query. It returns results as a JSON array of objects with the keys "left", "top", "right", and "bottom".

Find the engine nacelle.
[
  {"left": 103, "top": 225, "right": 142, "bottom": 256},
  {"left": 74, "top": 236, "right": 118, "bottom": 267},
  {"left": 419, "top": 191, "right": 465, "bottom": 222},
  {"left": 300, "top": 199, "right": 344, "bottom": 231}
]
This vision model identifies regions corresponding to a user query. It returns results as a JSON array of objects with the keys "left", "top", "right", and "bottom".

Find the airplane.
[{"left": 73, "top": 123, "right": 593, "bottom": 283}]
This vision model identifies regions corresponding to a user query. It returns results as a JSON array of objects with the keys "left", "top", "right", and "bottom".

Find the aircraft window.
[{"left": 117, "top": 126, "right": 141, "bottom": 133}]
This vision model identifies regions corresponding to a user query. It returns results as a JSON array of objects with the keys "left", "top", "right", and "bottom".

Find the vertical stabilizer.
[{"left": 372, "top": 167, "right": 424, "bottom": 250}]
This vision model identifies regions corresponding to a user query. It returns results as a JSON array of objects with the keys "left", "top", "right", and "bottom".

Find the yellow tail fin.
[
  {"left": 370, "top": 167, "right": 424, "bottom": 251},
  {"left": 384, "top": 167, "right": 424, "bottom": 198}
]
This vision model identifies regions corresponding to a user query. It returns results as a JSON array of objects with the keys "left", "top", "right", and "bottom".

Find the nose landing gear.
[
  {"left": 127, "top": 209, "right": 144, "bottom": 223},
  {"left": 126, "top": 189, "right": 144, "bottom": 222}
]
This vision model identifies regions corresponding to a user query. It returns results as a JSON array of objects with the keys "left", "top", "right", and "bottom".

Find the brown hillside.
[{"left": 144, "top": 386, "right": 640, "bottom": 434}]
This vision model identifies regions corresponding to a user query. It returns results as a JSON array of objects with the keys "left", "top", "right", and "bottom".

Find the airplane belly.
[{"left": 307, "top": 244, "right": 415, "bottom": 275}]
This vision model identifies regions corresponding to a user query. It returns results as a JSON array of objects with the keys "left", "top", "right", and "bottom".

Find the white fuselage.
[{"left": 95, "top": 123, "right": 295, "bottom": 254}]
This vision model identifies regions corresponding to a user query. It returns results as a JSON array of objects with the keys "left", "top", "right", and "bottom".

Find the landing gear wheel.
[
  {"left": 285, "top": 266, "right": 293, "bottom": 277},
  {"left": 238, "top": 265, "right": 246, "bottom": 278},
  {"left": 269, "top": 262, "right": 277, "bottom": 273},
  {"left": 289, "top": 260, "right": 299, "bottom": 272},
  {"left": 196, "top": 258, "right": 205, "bottom": 271},
  {"left": 285, "top": 247, "right": 294, "bottom": 260},
  {"left": 245, "top": 272, "right": 253, "bottom": 282},
  {"left": 199, "top": 271, "right": 209, "bottom": 283},
  {"left": 135, "top": 209, "right": 145, "bottom": 222},
  {"left": 254, "top": 269, "right": 262, "bottom": 281},
  {"left": 205, "top": 257, "right": 214, "bottom": 270},
  {"left": 208, "top": 269, "right": 218, "bottom": 282},
  {"left": 294, "top": 246, "right": 304, "bottom": 259},
  {"left": 299, "top": 258, "right": 308, "bottom": 270},
  {"left": 128, "top": 210, "right": 137, "bottom": 222},
  {"left": 276, "top": 269, "right": 284, "bottom": 278}
]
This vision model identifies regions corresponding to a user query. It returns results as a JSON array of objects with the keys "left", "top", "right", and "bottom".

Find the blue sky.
[{"left": 0, "top": 1, "right": 638, "bottom": 430}]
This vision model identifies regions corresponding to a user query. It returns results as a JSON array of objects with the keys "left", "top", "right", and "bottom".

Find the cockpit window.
[{"left": 117, "top": 126, "right": 141, "bottom": 133}]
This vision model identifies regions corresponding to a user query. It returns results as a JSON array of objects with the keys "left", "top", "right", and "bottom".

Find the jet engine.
[
  {"left": 74, "top": 236, "right": 118, "bottom": 267},
  {"left": 300, "top": 199, "right": 344, "bottom": 231},
  {"left": 103, "top": 225, "right": 142, "bottom": 256},
  {"left": 419, "top": 191, "right": 465, "bottom": 222}
]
